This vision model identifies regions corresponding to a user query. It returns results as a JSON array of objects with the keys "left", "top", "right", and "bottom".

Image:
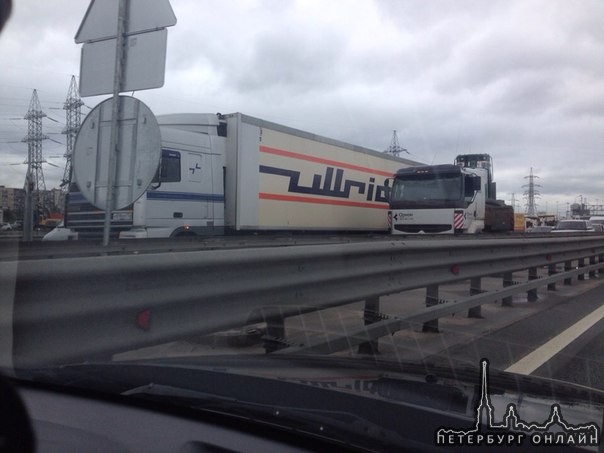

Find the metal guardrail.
[
  {"left": 0, "top": 233, "right": 397, "bottom": 261},
  {"left": 277, "top": 263, "right": 604, "bottom": 355},
  {"left": 3, "top": 235, "right": 604, "bottom": 367}
]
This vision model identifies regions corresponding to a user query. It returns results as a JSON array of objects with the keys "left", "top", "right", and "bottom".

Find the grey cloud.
[
  {"left": 230, "top": 28, "right": 346, "bottom": 93},
  {"left": 1, "top": 0, "right": 603, "bottom": 211}
]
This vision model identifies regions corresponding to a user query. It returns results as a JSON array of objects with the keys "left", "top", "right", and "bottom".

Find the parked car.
[
  {"left": 0, "top": 222, "right": 12, "bottom": 231},
  {"left": 589, "top": 216, "right": 604, "bottom": 232},
  {"left": 552, "top": 219, "right": 595, "bottom": 233},
  {"left": 42, "top": 221, "right": 78, "bottom": 241},
  {"left": 526, "top": 225, "right": 553, "bottom": 233}
]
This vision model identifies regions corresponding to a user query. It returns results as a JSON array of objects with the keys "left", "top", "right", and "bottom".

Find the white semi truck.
[
  {"left": 388, "top": 154, "right": 514, "bottom": 234},
  {"left": 61, "top": 113, "right": 419, "bottom": 239}
]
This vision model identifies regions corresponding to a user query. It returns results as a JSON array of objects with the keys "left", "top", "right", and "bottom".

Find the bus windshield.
[{"left": 391, "top": 173, "right": 463, "bottom": 202}]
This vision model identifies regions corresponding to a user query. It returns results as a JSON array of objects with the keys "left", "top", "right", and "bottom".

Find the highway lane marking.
[{"left": 505, "top": 304, "right": 604, "bottom": 375}]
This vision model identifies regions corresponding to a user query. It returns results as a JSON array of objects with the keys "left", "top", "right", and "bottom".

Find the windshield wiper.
[
  {"left": 15, "top": 357, "right": 604, "bottom": 451},
  {"left": 122, "top": 383, "right": 412, "bottom": 452}
]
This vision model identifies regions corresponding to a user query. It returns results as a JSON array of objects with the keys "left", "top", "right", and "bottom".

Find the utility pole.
[
  {"left": 101, "top": 0, "right": 128, "bottom": 246},
  {"left": 22, "top": 89, "right": 48, "bottom": 240}
]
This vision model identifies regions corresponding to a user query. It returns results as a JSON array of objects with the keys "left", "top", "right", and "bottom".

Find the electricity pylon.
[
  {"left": 523, "top": 167, "right": 541, "bottom": 217},
  {"left": 61, "top": 75, "right": 83, "bottom": 191},
  {"left": 22, "top": 89, "right": 48, "bottom": 218},
  {"left": 384, "top": 130, "right": 408, "bottom": 157}
]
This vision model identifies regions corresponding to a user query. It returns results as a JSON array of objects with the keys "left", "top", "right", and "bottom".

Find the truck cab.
[
  {"left": 388, "top": 154, "right": 513, "bottom": 234},
  {"left": 64, "top": 114, "right": 226, "bottom": 239}
]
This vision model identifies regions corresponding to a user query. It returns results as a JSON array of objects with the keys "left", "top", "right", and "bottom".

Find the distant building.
[
  {"left": 1, "top": 186, "right": 64, "bottom": 220},
  {"left": 0, "top": 186, "right": 25, "bottom": 217},
  {"left": 48, "top": 188, "right": 65, "bottom": 213}
]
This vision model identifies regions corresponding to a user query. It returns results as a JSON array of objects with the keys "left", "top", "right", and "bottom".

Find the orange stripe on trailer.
[
  {"left": 259, "top": 192, "right": 388, "bottom": 209},
  {"left": 259, "top": 145, "right": 395, "bottom": 178}
]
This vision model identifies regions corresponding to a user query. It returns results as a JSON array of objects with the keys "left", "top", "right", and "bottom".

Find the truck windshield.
[
  {"left": 555, "top": 220, "right": 589, "bottom": 230},
  {"left": 391, "top": 174, "right": 462, "bottom": 202}
]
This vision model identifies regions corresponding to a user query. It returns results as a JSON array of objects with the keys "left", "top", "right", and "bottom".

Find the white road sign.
[
  {"left": 73, "top": 96, "right": 161, "bottom": 210},
  {"left": 75, "top": 0, "right": 176, "bottom": 43},
  {"left": 79, "top": 29, "right": 168, "bottom": 97},
  {"left": 76, "top": 0, "right": 176, "bottom": 97}
]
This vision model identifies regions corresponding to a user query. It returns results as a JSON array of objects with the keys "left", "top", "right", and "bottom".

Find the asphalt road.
[
  {"left": 412, "top": 275, "right": 604, "bottom": 389},
  {"left": 545, "top": 303, "right": 604, "bottom": 390}
]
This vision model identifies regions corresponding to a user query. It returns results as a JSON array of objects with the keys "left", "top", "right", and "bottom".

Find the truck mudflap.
[
  {"left": 453, "top": 210, "right": 465, "bottom": 231},
  {"left": 390, "top": 208, "right": 457, "bottom": 234}
]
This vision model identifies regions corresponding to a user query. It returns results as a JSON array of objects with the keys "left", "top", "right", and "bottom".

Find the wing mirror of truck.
[
  {"left": 383, "top": 178, "right": 392, "bottom": 202},
  {"left": 150, "top": 175, "right": 162, "bottom": 190},
  {"left": 150, "top": 162, "right": 162, "bottom": 190}
]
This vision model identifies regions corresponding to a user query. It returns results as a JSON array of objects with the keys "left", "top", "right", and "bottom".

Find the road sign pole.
[
  {"left": 75, "top": 0, "right": 174, "bottom": 240},
  {"left": 103, "top": 0, "right": 128, "bottom": 247},
  {"left": 23, "top": 171, "right": 33, "bottom": 242}
]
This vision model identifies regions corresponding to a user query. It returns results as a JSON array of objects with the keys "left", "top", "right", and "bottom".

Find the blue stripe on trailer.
[{"left": 147, "top": 191, "right": 225, "bottom": 202}]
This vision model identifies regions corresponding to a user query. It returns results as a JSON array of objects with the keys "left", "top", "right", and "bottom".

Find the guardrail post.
[
  {"left": 589, "top": 255, "right": 597, "bottom": 279},
  {"left": 358, "top": 296, "right": 380, "bottom": 354},
  {"left": 262, "top": 308, "right": 286, "bottom": 353},
  {"left": 547, "top": 263, "right": 557, "bottom": 291},
  {"left": 564, "top": 260, "right": 573, "bottom": 286},
  {"left": 502, "top": 272, "right": 514, "bottom": 306},
  {"left": 527, "top": 267, "right": 538, "bottom": 302},
  {"left": 468, "top": 277, "right": 482, "bottom": 318},
  {"left": 422, "top": 285, "right": 440, "bottom": 333},
  {"left": 599, "top": 253, "right": 604, "bottom": 275},
  {"left": 578, "top": 258, "right": 586, "bottom": 281}
]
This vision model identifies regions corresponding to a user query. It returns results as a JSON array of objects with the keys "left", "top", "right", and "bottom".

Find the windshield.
[
  {"left": 2, "top": 1, "right": 604, "bottom": 451},
  {"left": 391, "top": 174, "right": 462, "bottom": 202},
  {"left": 555, "top": 220, "right": 588, "bottom": 230}
]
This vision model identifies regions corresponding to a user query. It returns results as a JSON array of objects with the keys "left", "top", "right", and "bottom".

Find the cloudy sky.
[{"left": 1, "top": 0, "right": 603, "bottom": 216}]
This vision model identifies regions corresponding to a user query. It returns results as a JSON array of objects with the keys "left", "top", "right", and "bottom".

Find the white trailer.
[{"left": 62, "top": 113, "right": 418, "bottom": 239}]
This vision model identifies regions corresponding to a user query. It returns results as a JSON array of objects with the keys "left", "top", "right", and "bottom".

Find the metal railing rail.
[
  {"left": 4, "top": 235, "right": 604, "bottom": 366},
  {"left": 276, "top": 262, "right": 604, "bottom": 355}
]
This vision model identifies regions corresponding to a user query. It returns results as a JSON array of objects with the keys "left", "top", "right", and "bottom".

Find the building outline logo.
[{"left": 436, "top": 359, "right": 600, "bottom": 447}]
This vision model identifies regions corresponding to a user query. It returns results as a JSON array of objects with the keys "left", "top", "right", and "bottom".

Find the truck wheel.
[
  {"left": 175, "top": 231, "right": 196, "bottom": 238},
  {"left": 171, "top": 227, "right": 197, "bottom": 238}
]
